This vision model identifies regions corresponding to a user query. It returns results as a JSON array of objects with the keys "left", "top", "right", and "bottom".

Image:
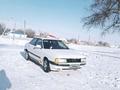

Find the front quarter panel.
[{"left": 41, "top": 49, "right": 56, "bottom": 63}]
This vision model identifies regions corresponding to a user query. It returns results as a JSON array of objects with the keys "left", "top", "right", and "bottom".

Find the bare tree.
[
  {"left": 25, "top": 29, "right": 35, "bottom": 38},
  {"left": 83, "top": 0, "right": 120, "bottom": 34},
  {"left": 0, "top": 23, "right": 6, "bottom": 35},
  {"left": 67, "top": 38, "right": 78, "bottom": 44},
  {"left": 97, "top": 41, "right": 110, "bottom": 47},
  {"left": 4, "top": 28, "right": 11, "bottom": 35}
]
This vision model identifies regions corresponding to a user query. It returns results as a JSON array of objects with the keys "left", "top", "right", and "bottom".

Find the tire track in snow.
[
  {"left": 91, "top": 52, "right": 120, "bottom": 59},
  {"left": 78, "top": 50, "right": 120, "bottom": 59}
]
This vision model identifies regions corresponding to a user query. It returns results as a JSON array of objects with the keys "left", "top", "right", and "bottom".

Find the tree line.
[{"left": 0, "top": 23, "right": 35, "bottom": 38}]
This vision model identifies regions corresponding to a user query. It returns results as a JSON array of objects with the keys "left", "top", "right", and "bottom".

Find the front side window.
[
  {"left": 29, "top": 38, "right": 38, "bottom": 46},
  {"left": 36, "top": 39, "right": 43, "bottom": 48},
  {"left": 43, "top": 39, "right": 69, "bottom": 49}
]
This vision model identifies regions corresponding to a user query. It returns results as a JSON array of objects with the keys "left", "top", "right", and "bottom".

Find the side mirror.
[{"left": 34, "top": 45, "right": 42, "bottom": 49}]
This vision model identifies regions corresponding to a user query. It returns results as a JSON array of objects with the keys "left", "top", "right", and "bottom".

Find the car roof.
[{"left": 34, "top": 36, "right": 61, "bottom": 40}]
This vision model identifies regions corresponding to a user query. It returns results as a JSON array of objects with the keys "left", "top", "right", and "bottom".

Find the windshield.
[{"left": 43, "top": 39, "right": 69, "bottom": 49}]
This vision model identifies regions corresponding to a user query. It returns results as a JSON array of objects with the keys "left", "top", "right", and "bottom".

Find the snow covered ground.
[{"left": 0, "top": 37, "right": 120, "bottom": 90}]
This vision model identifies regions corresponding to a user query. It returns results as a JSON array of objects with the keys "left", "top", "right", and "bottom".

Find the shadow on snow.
[{"left": 0, "top": 70, "right": 11, "bottom": 90}]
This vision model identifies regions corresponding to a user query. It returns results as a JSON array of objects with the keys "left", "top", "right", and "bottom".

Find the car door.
[
  {"left": 28, "top": 38, "right": 38, "bottom": 60},
  {"left": 32, "top": 39, "right": 43, "bottom": 64}
]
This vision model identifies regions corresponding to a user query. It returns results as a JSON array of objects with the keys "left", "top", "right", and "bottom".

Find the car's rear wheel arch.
[
  {"left": 24, "top": 49, "right": 29, "bottom": 60},
  {"left": 24, "top": 49, "right": 28, "bottom": 52}
]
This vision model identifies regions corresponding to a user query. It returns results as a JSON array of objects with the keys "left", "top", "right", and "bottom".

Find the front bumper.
[{"left": 49, "top": 61, "right": 86, "bottom": 71}]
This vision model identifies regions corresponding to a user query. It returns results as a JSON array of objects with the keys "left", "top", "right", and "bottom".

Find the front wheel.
[{"left": 43, "top": 58, "right": 50, "bottom": 72}]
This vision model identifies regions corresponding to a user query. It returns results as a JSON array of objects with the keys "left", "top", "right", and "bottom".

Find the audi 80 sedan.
[{"left": 24, "top": 37, "right": 86, "bottom": 72}]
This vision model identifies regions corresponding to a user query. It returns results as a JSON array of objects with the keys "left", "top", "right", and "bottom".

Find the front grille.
[{"left": 67, "top": 59, "right": 81, "bottom": 63}]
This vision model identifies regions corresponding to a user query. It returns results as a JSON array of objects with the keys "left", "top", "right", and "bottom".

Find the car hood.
[{"left": 44, "top": 49, "right": 86, "bottom": 59}]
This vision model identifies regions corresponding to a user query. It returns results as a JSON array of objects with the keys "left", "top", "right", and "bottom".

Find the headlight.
[{"left": 55, "top": 58, "right": 66, "bottom": 64}]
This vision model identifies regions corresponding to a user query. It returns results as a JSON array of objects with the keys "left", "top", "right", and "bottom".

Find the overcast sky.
[{"left": 0, "top": 0, "right": 120, "bottom": 44}]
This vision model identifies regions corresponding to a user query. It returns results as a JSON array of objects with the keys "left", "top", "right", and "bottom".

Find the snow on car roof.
[{"left": 34, "top": 36, "right": 61, "bottom": 40}]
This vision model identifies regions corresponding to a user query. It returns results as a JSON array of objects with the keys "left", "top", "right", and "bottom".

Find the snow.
[{"left": 0, "top": 37, "right": 120, "bottom": 90}]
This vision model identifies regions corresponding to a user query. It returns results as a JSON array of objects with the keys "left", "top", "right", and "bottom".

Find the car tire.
[
  {"left": 43, "top": 58, "right": 50, "bottom": 72},
  {"left": 25, "top": 50, "right": 29, "bottom": 60}
]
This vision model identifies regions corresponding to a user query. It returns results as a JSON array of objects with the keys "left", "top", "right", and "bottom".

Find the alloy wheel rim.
[{"left": 44, "top": 60, "right": 48, "bottom": 70}]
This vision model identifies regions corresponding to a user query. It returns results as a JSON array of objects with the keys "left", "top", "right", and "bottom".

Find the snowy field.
[{"left": 0, "top": 37, "right": 120, "bottom": 90}]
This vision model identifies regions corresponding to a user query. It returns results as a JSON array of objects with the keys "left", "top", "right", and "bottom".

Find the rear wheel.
[
  {"left": 25, "top": 50, "right": 29, "bottom": 60},
  {"left": 43, "top": 58, "right": 50, "bottom": 72}
]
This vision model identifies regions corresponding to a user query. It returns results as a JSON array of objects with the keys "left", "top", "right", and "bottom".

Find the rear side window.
[{"left": 29, "top": 38, "right": 38, "bottom": 46}]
